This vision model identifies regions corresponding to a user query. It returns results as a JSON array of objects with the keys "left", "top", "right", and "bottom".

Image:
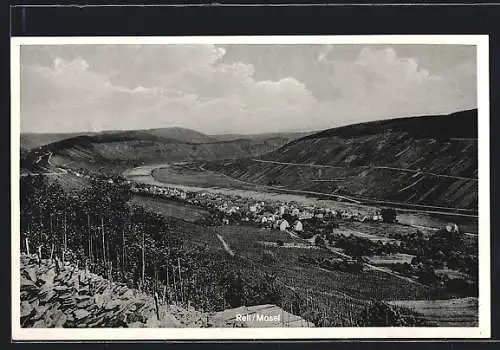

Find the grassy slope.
[{"left": 204, "top": 109, "right": 478, "bottom": 210}]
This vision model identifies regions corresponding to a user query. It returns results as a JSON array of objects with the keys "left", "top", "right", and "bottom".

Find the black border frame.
[{"left": 5, "top": 2, "right": 500, "bottom": 347}]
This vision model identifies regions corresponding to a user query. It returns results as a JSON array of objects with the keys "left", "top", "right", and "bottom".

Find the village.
[{"left": 128, "top": 179, "right": 388, "bottom": 234}]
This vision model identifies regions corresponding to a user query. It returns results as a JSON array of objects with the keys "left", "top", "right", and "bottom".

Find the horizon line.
[{"left": 19, "top": 107, "right": 478, "bottom": 136}]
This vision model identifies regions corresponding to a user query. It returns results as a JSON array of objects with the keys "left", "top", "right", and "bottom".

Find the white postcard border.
[{"left": 11, "top": 35, "right": 491, "bottom": 340}]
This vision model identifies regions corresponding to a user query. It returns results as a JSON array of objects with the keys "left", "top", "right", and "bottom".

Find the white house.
[
  {"left": 293, "top": 220, "right": 303, "bottom": 232},
  {"left": 445, "top": 223, "right": 459, "bottom": 233},
  {"left": 341, "top": 212, "right": 352, "bottom": 220},
  {"left": 228, "top": 206, "right": 239, "bottom": 214},
  {"left": 299, "top": 211, "right": 313, "bottom": 220},
  {"left": 278, "top": 205, "right": 286, "bottom": 216},
  {"left": 279, "top": 220, "right": 290, "bottom": 231}
]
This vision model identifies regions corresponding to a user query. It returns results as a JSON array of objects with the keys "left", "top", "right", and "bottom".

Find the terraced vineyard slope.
[{"left": 204, "top": 109, "right": 478, "bottom": 211}]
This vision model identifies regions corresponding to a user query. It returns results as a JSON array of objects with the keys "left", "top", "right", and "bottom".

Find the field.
[
  {"left": 152, "top": 163, "right": 253, "bottom": 189},
  {"left": 366, "top": 254, "right": 415, "bottom": 266},
  {"left": 334, "top": 228, "right": 400, "bottom": 244},
  {"left": 387, "top": 298, "right": 478, "bottom": 327},
  {"left": 215, "top": 225, "right": 433, "bottom": 302},
  {"left": 130, "top": 194, "right": 211, "bottom": 223}
]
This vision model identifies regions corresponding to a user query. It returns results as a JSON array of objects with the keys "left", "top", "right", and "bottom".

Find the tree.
[
  {"left": 357, "top": 301, "right": 424, "bottom": 326},
  {"left": 380, "top": 208, "right": 397, "bottom": 224},
  {"left": 314, "top": 235, "right": 326, "bottom": 247}
]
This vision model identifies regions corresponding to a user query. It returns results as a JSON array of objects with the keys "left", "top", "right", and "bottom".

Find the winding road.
[{"left": 251, "top": 159, "right": 478, "bottom": 182}]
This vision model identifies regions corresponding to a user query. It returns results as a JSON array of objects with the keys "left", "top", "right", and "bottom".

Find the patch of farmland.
[
  {"left": 46, "top": 173, "right": 90, "bottom": 191},
  {"left": 152, "top": 164, "right": 251, "bottom": 189},
  {"left": 366, "top": 253, "right": 415, "bottom": 266},
  {"left": 130, "top": 194, "right": 211, "bottom": 223},
  {"left": 224, "top": 228, "right": 433, "bottom": 302},
  {"left": 216, "top": 225, "right": 301, "bottom": 252},
  {"left": 341, "top": 221, "right": 423, "bottom": 238},
  {"left": 434, "top": 269, "right": 470, "bottom": 280},
  {"left": 256, "top": 241, "right": 322, "bottom": 249},
  {"left": 334, "top": 228, "right": 400, "bottom": 244},
  {"left": 261, "top": 250, "right": 432, "bottom": 301},
  {"left": 386, "top": 298, "right": 478, "bottom": 327}
]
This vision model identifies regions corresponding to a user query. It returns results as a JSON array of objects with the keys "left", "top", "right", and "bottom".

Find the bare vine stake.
[
  {"left": 25, "top": 236, "right": 30, "bottom": 255},
  {"left": 178, "top": 258, "right": 183, "bottom": 305},
  {"left": 50, "top": 217, "right": 54, "bottom": 261},
  {"left": 122, "top": 226, "right": 125, "bottom": 272},
  {"left": 88, "top": 214, "right": 92, "bottom": 263},
  {"left": 164, "top": 265, "right": 169, "bottom": 303},
  {"left": 141, "top": 230, "right": 145, "bottom": 285},
  {"left": 50, "top": 243, "right": 55, "bottom": 262},
  {"left": 55, "top": 255, "right": 61, "bottom": 274},
  {"left": 37, "top": 245, "right": 42, "bottom": 267},
  {"left": 172, "top": 264, "right": 178, "bottom": 304},
  {"left": 154, "top": 292, "right": 160, "bottom": 321},
  {"left": 101, "top": 216, "right": 106, "bottom": 265},
  {"left": 63, "top": 213, "right": 67, "bottom": 264},
  {"left": 154, "top": 267, "right": 157, "bottom": 293},
  {"left": 109, "top": 260, "right": 113, "bottom": 282}
]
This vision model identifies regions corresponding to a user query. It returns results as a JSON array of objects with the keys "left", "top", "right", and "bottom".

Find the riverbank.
[{"left": 123, "top": 164, "right": 478, "bottom": 234}]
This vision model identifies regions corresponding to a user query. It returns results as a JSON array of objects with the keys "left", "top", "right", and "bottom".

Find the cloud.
[
  {"left": 21, "top": 49, "right": 316, "bottom": 134},
  {"left": 313, "top": 47, "right": 476, "bottom": 123},
  {"left": 20, "top": 45, "right": 477, "bottom": 134}
]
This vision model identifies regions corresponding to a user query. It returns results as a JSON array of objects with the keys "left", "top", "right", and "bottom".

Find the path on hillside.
[
  {"left": 21, "top": 151, "right": 68, "bottom": 177},
  {"left": 216, "top": 234, "right": 235, "bottom": 256},
  {"left": 251, "top": 159, "right": 478, "bottom": 182},
  {"left": 199, "top": 164, "right": 362, "bottom": 204}
]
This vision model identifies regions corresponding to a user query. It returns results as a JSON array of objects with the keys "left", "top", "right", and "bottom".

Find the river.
[{"left": 123, "top": 164, "right": 478, "bottom": 234}]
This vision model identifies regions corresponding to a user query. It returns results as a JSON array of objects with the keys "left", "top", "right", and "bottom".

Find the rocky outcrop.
[{"left": 19, "top": 254, "right": 223, "bottom": 328}]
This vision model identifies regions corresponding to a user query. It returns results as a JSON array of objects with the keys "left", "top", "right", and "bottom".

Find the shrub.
[{"left": 380, "top": 208, "right": 397, "bottom": 223}]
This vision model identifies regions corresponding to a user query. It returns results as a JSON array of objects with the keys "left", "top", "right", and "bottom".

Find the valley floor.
[
  {"left": 125, "top": 163, "right": 479, "bottom": 234},
  {"left": 123, "top": 162, "right": 479, "bottom": 326}
]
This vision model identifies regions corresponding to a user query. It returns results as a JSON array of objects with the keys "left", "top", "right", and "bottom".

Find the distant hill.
[
  {"left": 21, "top": 127, "right": 215, "bottom": 149},
  {"left": 204, "top": 109, "right": 479, "bottom": 211},
  {"left": 209, "top": 131, "right": 314, "bottom": 142},
  {"left": 21, "top": 128, "right": 310, "bottom": 150},
  {"left": 21, "top": 132, "right": 90, "bottom": 150},
  {"left": 25, "top": 127, "right": 309, "bottom": 173},
  {"left": 298, "top": 109, "right": 477, "bottom": 141}
]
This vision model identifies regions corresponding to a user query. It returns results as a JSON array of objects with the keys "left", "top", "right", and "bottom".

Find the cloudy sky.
[{"left": 20, "top": 44, "right": 477, "bottom": 135}]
